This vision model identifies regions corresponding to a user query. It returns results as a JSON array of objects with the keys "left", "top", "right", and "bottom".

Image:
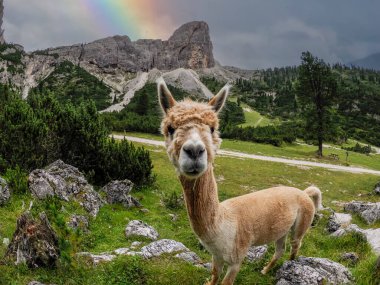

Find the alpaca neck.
[{"left": 179, "top": 164, "right": 220, "bottom": 239}]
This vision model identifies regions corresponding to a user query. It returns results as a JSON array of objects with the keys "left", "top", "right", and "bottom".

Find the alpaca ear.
[
  {"left": 208, "top": 84, "right": 230, "bottom": 113},
  {"left": 157, "top": 78, "right": 176, "bottom": 114}
]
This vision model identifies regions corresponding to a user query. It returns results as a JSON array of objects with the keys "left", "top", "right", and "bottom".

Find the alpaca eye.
[
  {"left": 210, "top": 127, "right": 215, "bottom": 134},
  {"left": 167, "top": 125, "right": 175, "bottom": 135}
]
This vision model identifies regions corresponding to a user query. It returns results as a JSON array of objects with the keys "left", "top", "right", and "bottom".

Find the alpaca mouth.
[{"left": 183, "top": 166, "right": 204, "bottom": 177}]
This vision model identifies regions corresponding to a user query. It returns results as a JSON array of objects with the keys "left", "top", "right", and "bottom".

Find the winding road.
[{"left": 112, "top": 135, "right": 380, "bottom": 176}]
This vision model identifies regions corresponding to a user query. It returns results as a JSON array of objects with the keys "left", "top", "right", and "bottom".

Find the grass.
[
  {"left": 0, "top": 140, "right": 379, "bottom": 284},
  {"left": 228, "top": 97, "right": 279, "bottom": 128}
]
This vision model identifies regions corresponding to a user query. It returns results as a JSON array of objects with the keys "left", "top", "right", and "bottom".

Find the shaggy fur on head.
[{"left": 161, "top": 99, "right": 222, "bottom": 168}]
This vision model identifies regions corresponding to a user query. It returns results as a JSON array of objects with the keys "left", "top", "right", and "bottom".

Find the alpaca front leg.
[
  {"left": 204, "top": 257, "right": 224, "bottom": 285},
  {"left": 221, "top": 263, "right": 241, "bottom": 285}
]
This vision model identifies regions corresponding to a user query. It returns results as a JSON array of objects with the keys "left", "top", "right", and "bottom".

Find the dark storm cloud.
[{"left": 4, "top": 0, "right": 380, "bottom": 69}]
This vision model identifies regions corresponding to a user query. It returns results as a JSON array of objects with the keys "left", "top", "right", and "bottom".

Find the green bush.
[
  {"left": 161, "top": 191, "right": 183, "bottom": 210},
  {"left": 0, "top": 86, "right": 154, "bottom": 186},
  {"left": 4, "top": 166, "right": 28, "bottom": 194},
  {"left": 343, "top": 143, "right": 373, "bottom": 154}
]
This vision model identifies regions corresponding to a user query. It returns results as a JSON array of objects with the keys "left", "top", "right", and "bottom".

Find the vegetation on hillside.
[
  {"left": 0, "top": 43, "right": 25, "bottom": 75},
  {"left": 234, "top": 53, "right": 380, "bottom": 148},
  {"left": 33, "top": 61, "right": 112, "bottom": 111},
  {"left": 0, "top": 84, "right": 153, "bottom": 186}
]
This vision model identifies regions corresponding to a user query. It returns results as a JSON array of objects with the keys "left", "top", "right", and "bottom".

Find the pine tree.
[{"left": 296, "top": 51, "right": 338, "bottom": 157}]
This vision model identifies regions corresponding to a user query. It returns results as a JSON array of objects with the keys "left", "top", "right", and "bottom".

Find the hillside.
[
  {"left": 350, "top": 52, "right": 380, "bottom": 71},
  {"left": 33, "top": 61, "right": 112, "bottom": 110}
]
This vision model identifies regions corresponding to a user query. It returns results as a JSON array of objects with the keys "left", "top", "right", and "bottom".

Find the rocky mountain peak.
[
  {"left": 46, "top": 21, "right": 215, "bottom": 72},
  {"left": 168, "top": 21, "right": 214, "bottom": 69}
]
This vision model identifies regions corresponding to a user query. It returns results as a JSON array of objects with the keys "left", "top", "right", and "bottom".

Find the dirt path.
[{"left": 112, "top": 135, "right": 380, "bottom": 176}]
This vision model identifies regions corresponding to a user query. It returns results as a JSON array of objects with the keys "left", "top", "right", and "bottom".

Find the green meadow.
[{"left": 1, "top": 138, "right": 379, "bottom": 285}]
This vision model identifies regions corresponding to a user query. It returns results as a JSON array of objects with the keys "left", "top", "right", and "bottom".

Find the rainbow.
[{"left": 79, "top": 0, "right": 174, "bottom": 40}]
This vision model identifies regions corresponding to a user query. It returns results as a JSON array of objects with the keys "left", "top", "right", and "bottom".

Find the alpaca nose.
[{"left": 183, "top": 143, "right": 205, "bottom": 160}]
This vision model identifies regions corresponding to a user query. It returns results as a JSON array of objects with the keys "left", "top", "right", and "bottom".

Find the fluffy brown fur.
[{"left": 158, "top": 80, "right": 322, "bottom": 285}]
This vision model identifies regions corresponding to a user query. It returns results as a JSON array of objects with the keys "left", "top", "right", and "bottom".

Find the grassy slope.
[
  {"left": 1, "top": 140, "right": 379, "bottom": 284},
  {"left": 229, "top": 97, "right": 277, "bottom": 128}
]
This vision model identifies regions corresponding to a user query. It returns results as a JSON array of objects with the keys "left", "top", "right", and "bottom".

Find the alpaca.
[{"left": 157, "top": 79, "right": 322, "bottom": 285}]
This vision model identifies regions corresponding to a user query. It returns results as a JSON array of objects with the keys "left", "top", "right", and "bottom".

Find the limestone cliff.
[{"left": 46, "top": 21, "right": 215, "bottom": 72}]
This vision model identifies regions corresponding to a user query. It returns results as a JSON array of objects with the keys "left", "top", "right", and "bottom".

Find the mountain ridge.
[{"left": 349, "top": 52, "right": 380, "bottom": 71}]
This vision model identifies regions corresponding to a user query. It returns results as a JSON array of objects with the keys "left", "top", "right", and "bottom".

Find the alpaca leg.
[
  {"left": 261, "top": 235, "right": 287, "bottom": 275},
  {"left": 290, "top": 210, "right": 313, "bottom": 260},
  {"left": 221, "top": 263, "right": 241, "bottom": 285},
  {"left": 204, "top": 257, "right": 224, "bottom": 285}
]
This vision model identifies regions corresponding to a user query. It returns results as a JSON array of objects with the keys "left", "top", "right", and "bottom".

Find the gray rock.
[
  {"left": 28, "top": 160, "right": 104, "bottom": 217},
  {"left": 130, "top": 241, "right": 142, "bottom": 249},
  {"left": 5, "top": 212, "right": 60, "bottom": 268},
  {"left": 344, "top": 201, "right": 380, "bottom": 224},
  {"left": 28, "top": 282, "right": 57, "bottom": 285},
  {"left": 140, "top": 239, "right": 188, "bottom": 259},
  {"left": 125, "top": 220, "right": 159, "bottom": 240},
  {"left": 175, "top": 251, "right": 202, "bottom": 265},
  {"left": 103, "top": 179, "right": 141, "bottom": 208},
  {"left": 3, "top": 237, "right": 9, "bottom": 246},
  {"left": 340, "top": 252, "right": 359, "bottom": 265},
  {"left": 77, "top": 252, "right": 116, "bottom": 265},
  {"left": 326, "top": 213, "right": 352, "bottom": 233},
  {"left": 276, "top": 256, "right": 353, "bottom": 285},
  {"left": 246, "top": 245, "right": 268, "bottom": 262},
  {"left": 374, "top": 182, "right": 380, "bottom": 195},
  {"left": 364, "top": 228, "right": 380, "bottom": 255},
  {"left": 0, "top": 176, "right": 10, "bottom": 205},
  {"left": 331, "top": 224, "right": 380, "bottom": 256},
  {"left": 67, "top": 215, "right": 89, "bottom": 231},
  {"left": 114, "top": 248, "right": 131, "bottom": 255},
  {"left": 331, "top": 223, "right": 365, "bottom": 237},
  {"left": 200, "top": 262, "right": 212, "bottom": 271}
]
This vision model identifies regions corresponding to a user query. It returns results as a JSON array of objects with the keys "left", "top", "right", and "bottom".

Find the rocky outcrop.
[
  {"left": 28, "top": 160, "right": 104, "bottom": 217},
  {"left": 374, "top": 182, "right": 380, "bottom": 195},
  {"left": 67, "top": 215, "right": 89, "bottom": 232},
  {"left": 28, "top": 282, "right": 57, "bottom": 285},
  {"left": 140, "top": 239, "right": 188, "bottom": 259},
  {"left": 331, "top": 224, "right": 380, "bottom": 255},
  {"left": 125, "top": 220, "right": 159, "bottom": 240},
  {"left": 326, "top": 213, "right": 352, "bottom": 233},
  {"left": 47, "top": 21, "right": 214, "bottom": 73},
  {"left": 344, "top": 201, "right": 380, "bottom": 224},
  {"left": 77, "top": 252, "right": 116, "bottom": 265},
  {"left": 5, "top": 212, "right": 60, "bottom": 268},
  {"left": 276, "top": 256, "right": 353, "bottom": 285},
  {"left": 246, "top": 245, "right": 268, "bottom": 262},
  {"left": 0, "top": 176, "right": 10, "bottom": 205},
  {"left": 103, "top": 179, "right": 141, "bottom": 208},
  {"left": 340, "top": 252, "right": 359, "bottom": 265}
]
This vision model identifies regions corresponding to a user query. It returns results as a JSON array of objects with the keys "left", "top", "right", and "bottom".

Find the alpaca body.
[
  {"left": 157, "top": 79, "right": 322, "bottom": 284},
  {"left": 181, "top": 170, "right": 316, "bottom": 267}
]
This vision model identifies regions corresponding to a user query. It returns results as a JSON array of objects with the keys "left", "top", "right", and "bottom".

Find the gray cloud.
[{"left": 4, "top": 0, "right": 380, "bottom": 69}]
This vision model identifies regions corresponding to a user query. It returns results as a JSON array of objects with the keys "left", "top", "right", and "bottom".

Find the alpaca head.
[{"left": 158, "top": 79, "right": 229, "bottom": 179}]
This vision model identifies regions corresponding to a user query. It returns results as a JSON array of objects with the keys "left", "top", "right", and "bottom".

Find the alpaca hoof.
[{"left": 261, "top": 268, "right": 268, "bottom": 275}]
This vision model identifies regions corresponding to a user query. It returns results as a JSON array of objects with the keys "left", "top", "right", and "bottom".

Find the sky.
[{"left": 3, "top": 0, "right": 380, "bottom": 69}]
